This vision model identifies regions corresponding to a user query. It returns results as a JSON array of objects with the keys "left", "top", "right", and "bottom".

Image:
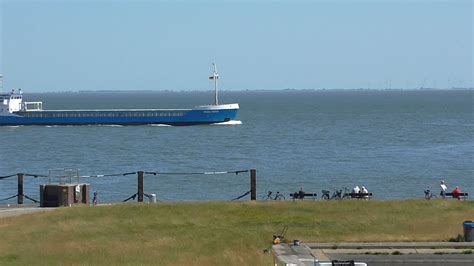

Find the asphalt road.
[{"left": 327, "top": 253, "right": 474, "bottom": 266}]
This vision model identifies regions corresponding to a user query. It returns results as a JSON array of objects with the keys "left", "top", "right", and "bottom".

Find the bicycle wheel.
[
  {"left": 321, "top": 194, "right": 329, "bottom": 200},
  {"left": 276, "top": 194, "right": 286, "bottom": 200}
]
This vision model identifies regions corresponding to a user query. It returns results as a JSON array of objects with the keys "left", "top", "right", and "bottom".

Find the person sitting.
[
  {"left": 352, "top": 185, "right": 360, "bottom": 194},
  {"left": 452, "top": 186, "right": 462, "bottom": 200},
  {"left": 352, "top": 185, "right": 360, "bottom": 199},
  {"left": 292, "top": 191, "right": 299, "bottom": 200},
  {"left": 298, "top": 187, "right": 305, "bottom": 199},
  {"left": 360, "top": 186, "right": 369, "bottom": 200},
  {"left": 440, "top": 180, "right": 448, "bottom": 198}
]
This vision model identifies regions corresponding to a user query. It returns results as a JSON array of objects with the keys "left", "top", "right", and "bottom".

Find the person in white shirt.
[
  {"left": 361, "top": 186, "right": 369, "bottom": 200},
  {"left": 352, "top": 185, "right": 360, "bottom": 193},
  {"left": 440, "top": 180, "right": 448, "bottom": 198},
  {"left": 352, "top": 185, "right": 361, "bottom": 199}
]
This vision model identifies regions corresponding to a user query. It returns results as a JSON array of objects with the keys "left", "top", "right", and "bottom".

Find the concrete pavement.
[{"left": 0, "top": 206, "right": 55, "bottom": 218}]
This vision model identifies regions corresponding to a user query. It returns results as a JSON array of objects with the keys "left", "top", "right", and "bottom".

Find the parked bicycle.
[
  {"left": 262, "top": 191, "right": 273, "bottom": 200},
  {"left": 321, "top": 189, "right": 331, "bottom": 200},
  {"left": 321, "top": 187, "right": 350, "bottom": 200},
  {"left": 273, "top": 191, "right": 285, "bottom": 200},
  {"left": 262, "top": 191, "right": 286, "bottom": 200},
  {"left": 424, "top": 188, "right": 436, "bottom": 200}
]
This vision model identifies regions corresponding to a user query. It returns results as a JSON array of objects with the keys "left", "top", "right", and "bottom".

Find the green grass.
[{"left": 0, "top": 200, "right": 472, "bottom": 265}]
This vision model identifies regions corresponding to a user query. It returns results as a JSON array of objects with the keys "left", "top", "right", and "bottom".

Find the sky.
[{"left": 0, "top": 0, "right": 473, "bottom": 92}]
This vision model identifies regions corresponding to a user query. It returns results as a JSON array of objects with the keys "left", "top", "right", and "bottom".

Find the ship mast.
[{"left": 209, "top": 63, "right": 219, "bottom": 105}]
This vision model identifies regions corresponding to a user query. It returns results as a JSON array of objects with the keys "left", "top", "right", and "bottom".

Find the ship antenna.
[{"left": 209, "top": 63, "right": 219, "bottom": 105}]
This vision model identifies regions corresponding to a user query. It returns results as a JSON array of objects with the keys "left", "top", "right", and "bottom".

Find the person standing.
[
  {"left": 92, "top": 191, "right": 98, "bottom": 205},
  {"left": 440, "top": 180, "right": 448, "bottom": 198}
]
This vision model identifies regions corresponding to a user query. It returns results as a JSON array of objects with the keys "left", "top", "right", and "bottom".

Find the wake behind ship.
[{"left": 0, "top": 64, "right": 240, "bottom": 126}]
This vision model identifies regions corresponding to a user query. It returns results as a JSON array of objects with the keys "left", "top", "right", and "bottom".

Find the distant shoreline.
[{"left": 19, "top": 88, "right": 474, "bottom": 94}]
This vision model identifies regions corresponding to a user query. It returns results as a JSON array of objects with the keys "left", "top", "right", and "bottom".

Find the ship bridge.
[
  {"left": 0, "top": 89, "right": 42, "bottom": 115},
  {"left": 1, "top": 90, "right": 23, "bottom": 114}
]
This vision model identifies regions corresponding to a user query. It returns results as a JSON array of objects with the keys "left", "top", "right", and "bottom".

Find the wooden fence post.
[
  {"left": 17, "top": 173, "right": 24, "bottom": 204},
  {"left": 250, "top": 169, "right": 256, "bottom": 201},
  {"left": 138, "top": 171, "right": 144, "bottom": 202}
]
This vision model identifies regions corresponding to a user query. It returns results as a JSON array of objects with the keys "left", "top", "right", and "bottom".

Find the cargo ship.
[{"left": 0, "top": 64, "right": 239, "bottom": 126}]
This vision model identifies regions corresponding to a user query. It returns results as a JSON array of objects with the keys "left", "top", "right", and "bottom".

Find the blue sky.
[{"left": 1, "top": 0, "right": 472, "bottom": 92}]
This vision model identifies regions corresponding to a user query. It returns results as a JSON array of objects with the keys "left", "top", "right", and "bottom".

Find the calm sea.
[{"left": 1, "top": 90, "right": 473, "bottom": 202}]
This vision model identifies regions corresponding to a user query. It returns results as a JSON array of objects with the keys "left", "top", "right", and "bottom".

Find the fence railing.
[{"left": 0, "top": 169, "right": 257, "bottom": 205}]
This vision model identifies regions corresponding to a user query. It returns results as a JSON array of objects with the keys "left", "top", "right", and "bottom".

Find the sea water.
[{"left": 0, "top": 90, "right": 472, "bottom": 202}]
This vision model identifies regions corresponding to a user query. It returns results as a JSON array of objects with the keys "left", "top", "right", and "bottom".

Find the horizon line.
[{"left": 10, "top": 87, "right": 474, "bottom": 94}]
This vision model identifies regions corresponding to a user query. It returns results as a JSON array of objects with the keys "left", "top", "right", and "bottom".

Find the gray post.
[
  {"left": 138, "top": 171, "right": 144, "bottom": 202},
  {"left": 40, "top": 184, "right": 45, "bottom": 207},
  {"left": 17, "top": 173, "right": 24, "bottom": 204},
  {"left": 250, "top": 169, "right": 256, "bottom": 201}
]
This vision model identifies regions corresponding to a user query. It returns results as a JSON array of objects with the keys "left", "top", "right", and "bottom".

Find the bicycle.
[
  {"left": 262, "top": 191, "right": 286, "bottom": 200},
  {"left": 331, "top": 188, "right": 344, "bottom": 200},
  {"left": 262, "top": 191, "right": 273, "bottom": 200},
  {"left": 424, "top": 188, "right": 436, "bottom": 200},
  {"left": 339, "top": 187, "right": 350, "bottom": 200},
  {"left": 321, "top": 187, "right": 350, "bottom": 200},
  {"left": 273, "top": 191, "right": 285, "bottom": 200},
  {"left": 321, "top": 189, "right": 331, "bottom": 200}
]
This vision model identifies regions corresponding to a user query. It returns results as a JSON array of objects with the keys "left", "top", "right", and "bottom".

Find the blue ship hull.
[
  {"left": 1, "top": 64, "right": 238, "bottom": 126},
  {"left": 0, "top": 107, "right": 239, "bottom": 126}
]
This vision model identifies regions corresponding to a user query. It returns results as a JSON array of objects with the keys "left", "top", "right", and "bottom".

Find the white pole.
[
  {"left": 213, "top": 63, "right": 219, "bottom": 105},
  {"left": 215, "top": 75, "right": 218, "bottom": 105}
]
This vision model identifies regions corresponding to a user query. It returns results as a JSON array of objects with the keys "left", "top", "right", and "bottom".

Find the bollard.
[
  {"left": 17, "top": 173, "right": 24, "bottom": 204},
  {"left": 149, "top": 194, "right": 157, "bottom": 204},
  {"left": 138, "top": 171, "right": 144, "bottom": 202},
  {"left": 250, "top": 169, "right": 256, "bottom": 201},
  {"left": 39, "top": 184, "right": 45, "bottom": 207}
]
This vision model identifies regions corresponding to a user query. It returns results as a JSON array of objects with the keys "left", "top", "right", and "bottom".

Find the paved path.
[
  {"left": 0, "top": 206, "right": 55, "bottom": 218},
  {"left": 328, "top": 253, "right": 474, "bottom": 266},
  {"left": 305, "top": 242, "right": 474, "bottom": 249},
  {"left": 273, "top": 242, "right": 474, "bottom": 266}
]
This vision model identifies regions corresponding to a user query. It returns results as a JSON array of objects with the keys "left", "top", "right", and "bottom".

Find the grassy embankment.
[{"left": 0, "top": 200, "right": 472, "bottom": 265}]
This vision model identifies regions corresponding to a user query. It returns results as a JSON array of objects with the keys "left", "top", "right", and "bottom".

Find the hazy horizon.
[{"left": 2, "top": 87, "right": 472, "bottom": 95}]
